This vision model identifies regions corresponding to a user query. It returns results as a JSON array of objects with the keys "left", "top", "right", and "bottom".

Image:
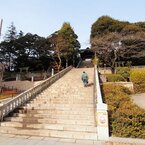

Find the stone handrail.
[
  {"left": 0, "top": 66, "right": 72, "bottom": 121},
  {"left": 94, "top": 65, "right": 109, "bottom": 140},
  {"left": 95, "top": 65, "right": 103, "bottom": 104}
]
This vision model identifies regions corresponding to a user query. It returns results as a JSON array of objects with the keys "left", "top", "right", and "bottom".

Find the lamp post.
[{"left": 112, "top": 41, "right": 122, "bottom": 73}]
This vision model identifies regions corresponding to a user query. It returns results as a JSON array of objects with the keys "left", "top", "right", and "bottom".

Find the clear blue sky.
[{"left": 0, "top": 0, "right": 145, "bottom": 48}]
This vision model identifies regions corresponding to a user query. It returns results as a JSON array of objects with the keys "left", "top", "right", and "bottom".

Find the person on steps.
[{"left": 81, "top": 71, "right": 89, "bottom": 87}]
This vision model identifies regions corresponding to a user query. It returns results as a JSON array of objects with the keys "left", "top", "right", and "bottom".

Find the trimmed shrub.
[
  {"left": 116, "top": 67, "right": 131, "bottom": 81},
  {"left": 106, "top": 74, "right": 125, "bottom": 82},
  {"left": 102, "top": 84, "right": 145, "bottom": 138},
  {"left": 112, "top": 104, "right": 145, "bottom": 138},
  {"left": 130, "top": 69, "right": 145, "bottom": 93}
]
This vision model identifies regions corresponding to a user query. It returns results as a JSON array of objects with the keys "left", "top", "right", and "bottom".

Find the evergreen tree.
[
  {"left": 1, "top": 22, "right": 18, "bottom": 71},
  {"left": 48, "top": 22, "right": 80, "bottom": 72}
]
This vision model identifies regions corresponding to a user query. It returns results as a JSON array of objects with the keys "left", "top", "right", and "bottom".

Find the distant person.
[{"left": 81, "top": 71, "right": 89, "bottom": 87}]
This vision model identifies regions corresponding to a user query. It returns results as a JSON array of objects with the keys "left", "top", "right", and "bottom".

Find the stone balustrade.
[
  {"left": 94, "top": 65, "right": 109, "bottom": 140},
  {"left": 0, "top": 66, "right": 72, "bottom": 121}
]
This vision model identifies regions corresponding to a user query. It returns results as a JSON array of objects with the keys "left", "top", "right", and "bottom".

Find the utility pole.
[{"left": 0, "top": 19, "right": 3, "bottom": 38}]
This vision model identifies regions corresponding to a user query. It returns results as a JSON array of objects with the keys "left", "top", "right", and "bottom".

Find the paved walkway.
[
  {"left": 131, "top": 93, "right": 145, "bottom": 109},
  {"left": 0, "top": 133, "right": 105, "bottom": 145},
  {"left": 108, "top": 137, "right": 145, "bottom": 145},
  {"left": 1, "top": 134, "right": 145, "bottom": 145}
]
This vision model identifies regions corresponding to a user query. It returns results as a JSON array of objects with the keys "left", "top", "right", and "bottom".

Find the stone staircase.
[
  {"left": 0, "top": 68, "right": 97, "bottom": 140},
  {"left": 79, "top": 60, "right": 94, "bottom": 68}
]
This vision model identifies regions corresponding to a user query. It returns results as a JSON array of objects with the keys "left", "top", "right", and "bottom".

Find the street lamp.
[{"left": 112, "top": 41, "right": 122, "bottom": 73}]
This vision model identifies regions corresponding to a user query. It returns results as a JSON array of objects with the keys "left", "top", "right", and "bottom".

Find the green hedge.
[
  {"left": 102, "top": 84, "right": 145, "bottom": 138},
  {"left": 116, "top": 67, "right": 130, "bottom": 81},
  {"left": 130, "top": 69, "right": 145, "bottom": 93},
  {"left": 106, "top": 74, "right": 125, "bottom": 82}
]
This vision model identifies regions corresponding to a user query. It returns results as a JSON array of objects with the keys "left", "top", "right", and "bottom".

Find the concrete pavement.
[
  {"left": 1, "top": 133, "right": 145, "bottom": 145},
  {"left": 132, "top": 93, "right": 145, "bottom": 109},
  {"left": 0, "top": 133, "right": 105, "bottom": 145}
]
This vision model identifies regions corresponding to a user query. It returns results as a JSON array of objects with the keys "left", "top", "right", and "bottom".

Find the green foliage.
[
  {"left": 91, "top": 16, "right": 128, "bottom": 38},
  {"left": 4, "top": 22, "right": 17, "bottom": 41},
  {"left": 112, "top": 105, "right": 145, "bottom": 138},
  {"left": 135, "top": 22, "right": 145, "bottom": 31},
  {"left": 59, "top": 22, "right": 80, "bottom": 59},
  {"left": 0, "top": 21, "right": 80, "bottom": 72},
  {"left": 90, "top": 16, "right": 145, "bottom": 67},
  {"left": 130, "top": 69, "right": 145, "bottom": 93},
  {"left": 106, "top": 74, "right": 125, "bottom": 82},
  {"left": 116, "top": 67, "right": 130, "bottom": 81},
  {"left": 48, "top": 22, "right": 80, "bottom": 71},
  {"left": 91, "top": 16, "right": 144, "bottom": 38},
  {"left": 103, "top": 84, "right": 145, "bottom": 138},
  {"left": 122, "top": 24, "right": 142, "bottom": 35}
]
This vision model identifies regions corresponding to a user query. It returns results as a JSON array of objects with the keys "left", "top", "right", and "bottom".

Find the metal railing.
[{"left": 0, "top": 66, "right": 72, "bottom": 121}]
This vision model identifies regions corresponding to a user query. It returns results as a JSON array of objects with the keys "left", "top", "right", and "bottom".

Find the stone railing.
[
  {"left": 0, "top": 66, "right": 72, "bottom": 121},
  {"left": 94, "top": 65, "right": 109, "bottom": 140}
]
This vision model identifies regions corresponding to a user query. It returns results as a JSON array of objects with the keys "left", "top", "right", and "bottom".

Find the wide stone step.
[
  {"left": 25, "top": 103, "right": 94, "bottom": 108},
  {"left": 0, "top": 126, "right": 98, "bottom": 140},
  {"left": 21, "top": 106, "right": 94, "bottom": 112},
  {"left": 31, "top": 98, "right": 94, "bottom": 102},
  {"left": 1, "top": 122, "right": 97, "bottom": 132},
  {"left": 14, "top": 113, "right": 95, "bottom": 120},
  {"left": 5, "top": 117, "right": 95, "bottom": 125},
  {"left": 30, "top": 99, "right": 94, "bottom": 104},
  {"left": 17, "top": 109, "right": 95, "bottom": 115},
  {"left": 28, "top": 101, "right": 94, "bottom": 105},
  {"left": 34, "top": 94, "right": 93, "bottom": 97}
]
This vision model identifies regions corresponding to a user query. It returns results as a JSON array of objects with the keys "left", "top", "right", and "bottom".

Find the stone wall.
[
  {"left": 104, "top": 82, "right": 134, "bottom": 93},
  {"left": 99, "top": 68, "right": 112, "bottom": 74},
  {"left": 1, "top": 81, "right": 35, "bottom": 92}
]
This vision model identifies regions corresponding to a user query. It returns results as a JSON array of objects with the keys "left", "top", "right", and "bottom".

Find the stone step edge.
[
  {"left": 16, "top": 110, "right": 95, "bottom": 115},
  {"left": 4, "top": 118, "right": 95, "bottom": 126},
  {"left": 13, "top": 113, "right": 95, "bottom": 119},
  {"left": 1, "top": 122, "right": 97, "bottom": 132},
  {"left": 0, "top": 126, "right": 98, "bottom": 140},
  {"left": 21, "top": 107, "right": 94, "bottom": 111},
  {"left": 5, "top": 116, "right": 95, "bottom": 121}
]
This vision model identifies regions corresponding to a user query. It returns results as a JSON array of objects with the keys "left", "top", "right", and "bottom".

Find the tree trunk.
[
  {"left": 57, "top": 52, "right": 62, "bottom": 72},
  {"left": 66, "top": 59, "right": 68, "bottom": 68}
]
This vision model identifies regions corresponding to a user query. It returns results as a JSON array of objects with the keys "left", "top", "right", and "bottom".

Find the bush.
[
  {"left": 116, "top": 67, "right": 131, "bottom": 81},
  {"left": 102, "top": 84, "right": 145, "bottom": 138},
  {"left": 106, "top": 74, "right": 125, "bottom": 82},
  {"left": 130, "top": 69, "right": 145, "bottom": 93},
  {"left": 112, "top": 104, "right": 145, "bottom": 138}
]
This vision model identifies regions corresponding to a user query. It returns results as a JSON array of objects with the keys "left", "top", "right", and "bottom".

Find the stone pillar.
[
  {"left": 97, "top": 103, "right": 109, "bottom": 140},
  {"left": 51, "top": 68, "right": 54, "bottom": 76},
  {"left": 31, "top": 74, "right": 34, "bottom": 82},
  {"left": 16, "top": 74, "right": 20, "bottom": 81}
]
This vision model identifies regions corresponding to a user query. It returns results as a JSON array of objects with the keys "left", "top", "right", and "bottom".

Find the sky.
[{"left": 0, "top": 0, "right": 145, "bottom": 49}]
